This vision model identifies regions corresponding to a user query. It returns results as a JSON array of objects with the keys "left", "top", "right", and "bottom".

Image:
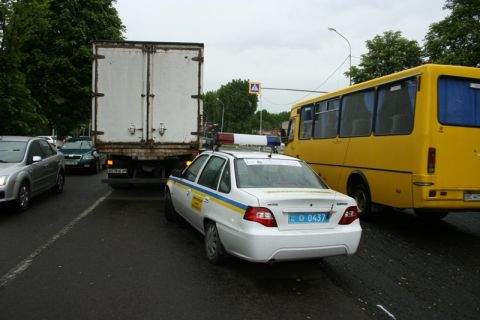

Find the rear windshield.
[
  {"left": 62, "top": 141, "right": 93, "bottom": 150},
  {"left": 0, "top": 141, "right": 27, "bottom": 163},
  {"left": 234, "top": 158, "right": 327, "bottom": 189},
  {"left": 438, "top": 76, "right": 480, "bottom": 127}
]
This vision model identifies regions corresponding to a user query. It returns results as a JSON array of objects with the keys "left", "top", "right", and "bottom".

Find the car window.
[
  {"left": 62, "top": 141, "right": 93, "bottom": 150},
  {"left": 235, "top": 158, "right": 327, "bottom": 189},
  {"left": 198, "top": 156, "right": 226, "bottom": 189},
  {"left": 38, "top": 139, "right": 54, "bottom": 157},
  {"left": 218, "top": 161, "right": 231, "bottom": 193},
  {"left": 27, "top": 141, "right": 43, "bottom": 162},
  {"left": 0, "top": 141, "right": 27, "bottom": 163},
  {"left": 184, "top": 154, "right": 209, "bottom": 182}
]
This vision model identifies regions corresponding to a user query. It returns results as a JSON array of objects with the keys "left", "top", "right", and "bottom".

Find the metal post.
[
  {"left": 328, "top": 27, "right": 352, "bottom": 85},
  {"left": 217, "top": 98, "right": 225, "bottom": 132}
]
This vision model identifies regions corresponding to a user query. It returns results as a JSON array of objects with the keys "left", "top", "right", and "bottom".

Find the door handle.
[
  {"left": 203, "top": 197, "right": 210, "bottom": 204},
  {"left": 186, "top": 189, "right": 191, "bottom": 196}
]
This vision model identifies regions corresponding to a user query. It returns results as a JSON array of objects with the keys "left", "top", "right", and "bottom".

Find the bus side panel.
[
  {"left": 295, "top": 137, "right": 349, "bottom": 192},
  {"left": 342, "top": 135, "right": 416, "bottom": 208}
]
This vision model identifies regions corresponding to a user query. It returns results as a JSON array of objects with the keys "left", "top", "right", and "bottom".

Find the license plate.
[
  {"left": 464, "top": 192, "right": 480, "bottom": 202},
  {"left": 107, "top": 168, "right": 128, "bottom": 174},
  {"left": 288, "top": 212, "right": 330, "bottom": 224},
  {"left": 65, "top": 160, "right": 78, "bottom": 166}
]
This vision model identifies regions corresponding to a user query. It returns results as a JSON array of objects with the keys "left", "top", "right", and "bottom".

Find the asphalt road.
[{"left": 0, "top": 172, "right": 479, "bottom": 320}]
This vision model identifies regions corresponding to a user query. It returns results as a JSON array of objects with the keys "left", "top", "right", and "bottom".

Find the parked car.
[
  {"left": 59, "top": 140, "right": 106, "bottom": 174},
  {"left": 165, "top": 148, "right": 362, "bottom": 264},
  {"left": 37, "top": 135, "right": 57, "bottom": 145},
  {"left": 0, "top": 136, "right": 65, "bottom": 211}
]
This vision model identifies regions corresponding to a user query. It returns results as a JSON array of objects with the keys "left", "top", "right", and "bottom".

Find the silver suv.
[{"left": 0, "top": 136, "right": 65, "bottom": 211}]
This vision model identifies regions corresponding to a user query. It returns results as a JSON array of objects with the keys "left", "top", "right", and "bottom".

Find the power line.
[
  {"left": 262, "top": 87, "right": 327, "bottom": 93},
  {"left": 261, "top": 54, "right": 350, "bottom": 107}
]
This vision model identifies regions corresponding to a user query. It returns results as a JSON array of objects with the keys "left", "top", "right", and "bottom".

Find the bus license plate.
[
  {"left": 464, "top": 192, "right": 480, "bottom": 202},
  {"left": 288, "top": 212, "right": 329, "bottom": 224}
]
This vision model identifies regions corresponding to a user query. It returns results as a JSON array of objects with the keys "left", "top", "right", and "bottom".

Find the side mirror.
[{"left": 32, "top": 155, "right": 42, "bottom": 163}]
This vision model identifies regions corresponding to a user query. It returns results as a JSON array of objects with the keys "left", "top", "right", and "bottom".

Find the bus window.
[
  {"left": 287, "top": 118, "right": 295, "bottom": 142},
  {"left": 438, "top": 76, "right": 480, "bottom": 127},
  {"left": 375, "top": 78, "right": 417, "bottom": 135},
  {"left": 340, "top": 90, "right": 375, "bottom": 137},
  {"left": 313, "top": 98, "right": 339, "bottom": 138},
  {"left": 300, "top": 104, "right": 314, "bottom": 139}
]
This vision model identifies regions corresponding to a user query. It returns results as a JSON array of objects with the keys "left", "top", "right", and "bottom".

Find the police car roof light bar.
[{"left": 216, "top": 133, "right": 281, "bottom": 147}]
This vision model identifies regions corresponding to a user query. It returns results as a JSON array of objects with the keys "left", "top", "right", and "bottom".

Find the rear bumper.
[
  {"left": 413, "top": 186, "right": 480, "bottom": 211},
  {"left": 217, "top": 221, "right": 362, "bottom": 263}
]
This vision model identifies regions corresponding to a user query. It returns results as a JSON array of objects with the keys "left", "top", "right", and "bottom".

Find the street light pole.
[
  {"left": 216, "top": 98, "right": 225, "bottom": 132},
  {"left": 328, "top": 27, "right": 352, "bottom": 85}
]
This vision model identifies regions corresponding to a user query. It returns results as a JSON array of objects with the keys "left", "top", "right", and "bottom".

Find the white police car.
[{"left": 165, "top": 133, "right": 362, "bottom": 264}]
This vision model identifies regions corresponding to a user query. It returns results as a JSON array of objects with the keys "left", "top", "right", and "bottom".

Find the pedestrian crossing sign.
[{"left": 249, "top": 81, "right": 261, "bottom": 95}]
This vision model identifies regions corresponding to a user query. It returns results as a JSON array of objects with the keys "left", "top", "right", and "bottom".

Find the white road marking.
[
  {"left": 377, "top": 304, "right": 397, "bottom": 320},
  {"left": 0, "top": 191, "right": 112, "bottom": 288}
]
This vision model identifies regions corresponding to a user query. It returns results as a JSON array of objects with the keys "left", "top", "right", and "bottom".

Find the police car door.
[
  {"left": 193, "top": 155, "right": 227, "bottom": 230},
  {"left": 171, "top": 154, "right": 209, "bottom": 225}
]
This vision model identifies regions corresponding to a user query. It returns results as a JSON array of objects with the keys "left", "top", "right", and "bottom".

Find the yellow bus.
[{"left": 284, "top": 64, "right": 480, "bottom": 220}]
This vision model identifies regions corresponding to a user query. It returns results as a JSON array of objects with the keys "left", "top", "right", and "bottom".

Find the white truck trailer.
[{"left": 91, "top": 41, "right": 204, "bottom": 186}]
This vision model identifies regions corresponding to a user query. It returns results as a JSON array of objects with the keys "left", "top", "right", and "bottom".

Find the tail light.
[
  {"left": 339, "top": 206, "right": 360, "bottom": 225},
  {"left": 243, "top": 207, "right": 277, "bottom": 227},
  {"left": 428, "top": 148, "right": 436, "bottom": 174},
  {"left": 107, "top": 159, "right": 114, "bottom": 166}
]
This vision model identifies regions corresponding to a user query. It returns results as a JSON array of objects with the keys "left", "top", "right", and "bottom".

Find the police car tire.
[
  {"left": 205, "top": 222, "right": 226, "bottom": 264},
  {"left": 164, "top": 190, "right": 178, "bottom": 221}
]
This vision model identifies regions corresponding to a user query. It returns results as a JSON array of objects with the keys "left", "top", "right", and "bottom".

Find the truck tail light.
[
  {"left": 428, "top": 148, "right": 436, "bottom": 174},
  {"left": 107, "top": 159, "right": 114, "bottom": 166},
  {"left": 339, "top": 206, "right": 360, "bottom": 225},
  {"left": 243, "top": 207, "right": 277, "bottom": 227}
]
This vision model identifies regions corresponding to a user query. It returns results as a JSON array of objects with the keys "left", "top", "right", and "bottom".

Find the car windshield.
[
  {"left": 234, "top": 158, "right": 327, "bottom": 189},
  {"left": 0, "top": 141, "right": 27, "bottom": 163},
  {"left": 62, "top": 141, "right": 92, "bottom": 150}
]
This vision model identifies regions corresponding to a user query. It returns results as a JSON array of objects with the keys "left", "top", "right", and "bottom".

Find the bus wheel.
[
  {"left": 351, "top": 183, "right": 372, "bottom": 218},
  {"left": 414, "top": 210, "right": 448, "bottom": 221}
]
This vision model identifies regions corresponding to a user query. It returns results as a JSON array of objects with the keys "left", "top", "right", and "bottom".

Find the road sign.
[{"left": 249, "top": 81, "right": 261, "bottom": 95}]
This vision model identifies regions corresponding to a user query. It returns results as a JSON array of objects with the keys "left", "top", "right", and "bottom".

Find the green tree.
[
  {"left": 346, "top": 31, "right": 423, "bottom": 84},
  {"left": 251, "top": 110, "right": 289, "bottom": 133},
  {"left": 0, "top": 0, "right": 47, "bottom": 135},
  {"left": 12, "top": 0, "right": 125, "bottom": 137},
  {"left": 424, "top": 0, "right": 480, "bottom": 66},
  {"left": 216, "top": 79, "right": 257, "bottom": 133}
]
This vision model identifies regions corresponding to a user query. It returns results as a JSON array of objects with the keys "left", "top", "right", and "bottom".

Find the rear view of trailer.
[{"left": 92, "top": 41, "right": 204, "bottom": 185}]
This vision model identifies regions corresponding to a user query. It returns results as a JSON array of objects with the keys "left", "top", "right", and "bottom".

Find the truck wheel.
[
  {"left": 15, "top": 182, "right": 30, "bottom": 212},
  {"left": 164, "top": 190, "right": 179, "bottom": 221},
  {"left": 205, "top": 221, "right": 226, "bottom": 264},
  {"left": 351, "top": 183, "right": 372, "bottom": 218},
  {"left": 414, "top": 210, "right": 448, "bottom": 221}
]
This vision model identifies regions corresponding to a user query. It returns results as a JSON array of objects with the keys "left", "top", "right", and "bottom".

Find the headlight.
[
  {"left": 0, "top": 176, "right": 7, "bottom": 186},
  {"left": 82, "top": 153, "right": 95, "bottom": 160}
]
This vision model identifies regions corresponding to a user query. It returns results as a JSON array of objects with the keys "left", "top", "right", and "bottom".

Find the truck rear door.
[{"left": 92, "top": 42, "right": 203, "bottom": 144}]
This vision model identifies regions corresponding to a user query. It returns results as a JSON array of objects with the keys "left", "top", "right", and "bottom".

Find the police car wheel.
[
  {"left": 164, "top": 190, "right": 179, "bottom": 221},
  {"left": 205, "top": 222, "right": 226, "bottom": 264}
]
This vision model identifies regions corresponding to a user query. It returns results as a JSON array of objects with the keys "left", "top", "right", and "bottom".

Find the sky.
[{"left": 114, "top": 0, "right": 449, "bottom": 114}]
